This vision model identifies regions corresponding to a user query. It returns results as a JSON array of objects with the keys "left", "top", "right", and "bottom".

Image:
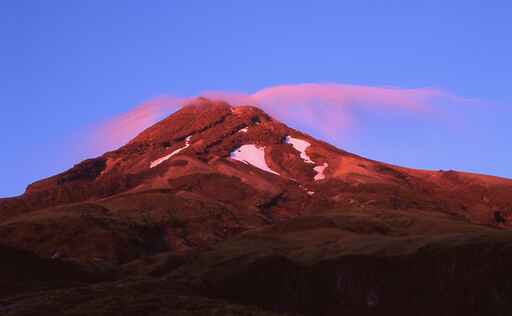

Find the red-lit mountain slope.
[{"left": 1, "top": 98, "right": 512, "bottom": 316}]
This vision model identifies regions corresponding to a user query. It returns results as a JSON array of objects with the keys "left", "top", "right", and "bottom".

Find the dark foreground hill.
[{"left": 1, "top": 98, "right": 512, "bottom": 316}]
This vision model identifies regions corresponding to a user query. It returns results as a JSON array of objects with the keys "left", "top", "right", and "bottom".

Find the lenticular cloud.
[
  {"left": 91, "top": 83, "right": 455, "bottom": 153},
  {"left": 243, "top": 83, "right": 445, "bottom": 137}
]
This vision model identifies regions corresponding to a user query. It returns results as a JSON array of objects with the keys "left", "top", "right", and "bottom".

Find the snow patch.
[
  {"left": 285, "top": 136, "right": 315, "bottom": 164},
  {"left": 285, "top": 135, "right": 328, "bottom": 181},
  {"left": 299, "top": 184, "right": 314, "bottom": 195},
  {"left": 313, "top": 163, "right": 328, "bottom": 181},
  {"left": 237, "top": 127, "right": 249, "bottom": 133},
  {"left": 230, "top": 144, "right": 280, "bottom": 176},
  {"left": 150, "top": 136, "right": 192, "bottom": 168}
]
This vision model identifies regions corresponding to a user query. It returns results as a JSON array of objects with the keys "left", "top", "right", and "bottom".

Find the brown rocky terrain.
[{"left": 1, "top": 98, "right": 512, "bottom": 315}]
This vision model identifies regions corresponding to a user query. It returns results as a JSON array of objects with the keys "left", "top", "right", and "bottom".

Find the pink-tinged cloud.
[
  {"left": 89, "top": 96, "right": 185, "bottom": 154},
  {"left": 91, "top": 83, "right": 458, "bottom": 153},
  {"left": 253, "top": 83, "right": 444, "bottom": 109},
  {"left": 204, "top": 83, "right": 448, "bottom": 137}
]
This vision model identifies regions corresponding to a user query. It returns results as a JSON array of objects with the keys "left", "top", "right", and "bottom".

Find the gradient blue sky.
[{"left": 1, "top": 1, "right": 511, "bottom": 197}]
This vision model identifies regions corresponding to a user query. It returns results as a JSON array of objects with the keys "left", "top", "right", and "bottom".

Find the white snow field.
[
  {"left": 285, "top": 136, "right": 314, "bottom": 164},
  {"left": 230, "top": 144, "right": 280, "bottom": 175},
  {"left": 285, "top": 136, "right": 328, "bottom": 181},
  {"left": 313, "top": 163, "right": 328, "bottom": 181},
  {"left": 150, "top": 136, "right": 192, "bottom": 168}
]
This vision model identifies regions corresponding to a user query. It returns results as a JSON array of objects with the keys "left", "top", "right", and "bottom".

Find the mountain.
[{"left": 2, "top": 98, "right": 512, "bottom": 316}]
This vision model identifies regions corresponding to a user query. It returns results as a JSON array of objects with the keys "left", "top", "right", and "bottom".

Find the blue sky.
[{"left": 1, "top": 1, "right": 511, "bottom": 197}]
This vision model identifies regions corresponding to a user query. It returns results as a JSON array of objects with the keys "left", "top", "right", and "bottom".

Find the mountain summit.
[{"left": 2, "top": 99, "right": 512, "bottom": 316}]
